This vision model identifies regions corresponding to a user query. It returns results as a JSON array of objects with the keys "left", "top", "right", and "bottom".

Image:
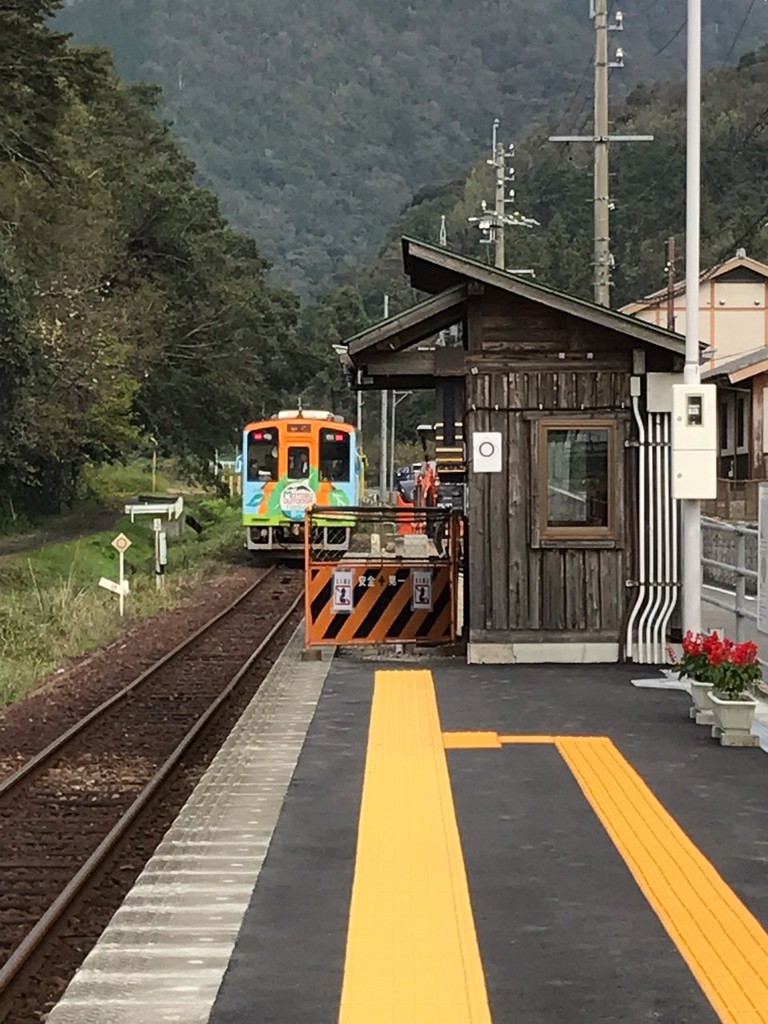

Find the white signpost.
[
  {"left": 153, "top": 518, "right": 168, "bottom": 589},
  {"left": 758, "top": 483, "right": 768, "bottom": 634},
  {"left": 101, "top": 532, "right": 132, "bottom": 617}
]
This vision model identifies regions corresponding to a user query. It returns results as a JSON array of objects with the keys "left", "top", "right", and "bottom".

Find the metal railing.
[{"left": 700, "top": 517, "right": 763, "bottom": 659}]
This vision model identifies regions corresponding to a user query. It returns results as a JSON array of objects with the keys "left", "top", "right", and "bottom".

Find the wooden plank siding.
[{"left": 466, "top": 293, "right": 639, "bottom": 644}]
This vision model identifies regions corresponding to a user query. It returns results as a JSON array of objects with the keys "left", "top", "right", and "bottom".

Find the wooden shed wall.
[{"left": 465, "top": 293, "right": 645, "bottom": 644}]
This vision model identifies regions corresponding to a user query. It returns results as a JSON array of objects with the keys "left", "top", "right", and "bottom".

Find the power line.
[
  {"left": 546, "top": 0, "right": 620, "bottom": 144},
  {"left": 551, "top": 55, "right": 594, "bottom": 135},
  {"left": 723, "top": 0, "right": 760, "bottom": 63},
  {"left": 713, "top": 200, "right": 768, "bottom": 263},
  {"left": 654, "top": 17, "right": 687, "bottom": 56}
]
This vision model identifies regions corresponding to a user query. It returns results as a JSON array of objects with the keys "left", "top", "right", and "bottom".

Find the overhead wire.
[
  {"left": 653, "top": 17, "right": 687, "bottom": 56},
  {"left": 723, "top": 0, "right": 760, "bottom": 64},
  {"left": 542, "top": 0, "right": 768, "bottom": 267}
]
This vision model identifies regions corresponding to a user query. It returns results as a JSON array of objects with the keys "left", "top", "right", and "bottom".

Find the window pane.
[
  {"left": 320, "top": 429, "right": 350, "bottom": 481},
  {"left": 546, "top": 428, "right": 609, "bottom": 528},
  {"left": 737, "top": 397, "right": 746, "bottom": 449},
  {"left": 287, "top": 446, "right": 310, "bottom": 479},
  {"left": 247, "top": 429, "right": 278, "bottom": 482}
]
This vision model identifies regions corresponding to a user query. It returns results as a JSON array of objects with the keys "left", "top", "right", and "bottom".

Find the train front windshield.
[
  {"left": 247, "top": 428, "right": 278, "bottom": 481},
  {"left": 320, "top": 429, "right": 351, "bottom": 482}
]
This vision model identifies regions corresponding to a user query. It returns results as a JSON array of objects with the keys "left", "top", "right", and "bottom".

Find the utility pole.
[
  {"left": 549, "top": 2, "right": 652, "bottom": 306},
  {"left": 469, "top": 119, "right": 538, "bottom": 271},
  {"left": 593, "top": 0, "right": 610, "bottom": 306},
  {"left": 682, "top": 0, "right": 702, "bottom": 635},
  {"left": 665, "top": 236, "right": 676, "bottom": 331},
  {"left": 379, "top": 294, "right": 390, "bottom": 504},
  {"left": 494, "top": 135, "right": 506, "bottom": 270},
  {"left": 390, "top": 390, "right": 411, "bottom": 495}
]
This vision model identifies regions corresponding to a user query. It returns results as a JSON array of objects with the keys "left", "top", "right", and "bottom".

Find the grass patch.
[
  {"left": 0, "top": 497, "right": 244, "bottom": 705},
  {"left": 79, "top": 459, "right": 179, "bottom": 504},
  {"left": 0, "top": 458, "right": 204, "bottom": 546}
]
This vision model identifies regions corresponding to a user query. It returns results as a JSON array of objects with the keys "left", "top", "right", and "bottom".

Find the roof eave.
[{"left": 402, "top": 237, "right": 690, "bottom": 356}]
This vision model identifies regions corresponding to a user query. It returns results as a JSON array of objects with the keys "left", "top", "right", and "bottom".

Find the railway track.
[{"left": 0, "top": 565, "right": 303, "bottom": 1021}]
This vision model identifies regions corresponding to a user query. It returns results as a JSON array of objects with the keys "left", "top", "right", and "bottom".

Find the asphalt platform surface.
[{"left": 208, "top": 660, "right": 768, "bottom": 1024}]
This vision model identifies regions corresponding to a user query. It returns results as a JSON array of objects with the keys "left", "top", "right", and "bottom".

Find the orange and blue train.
[{"left": 241, "top": 410, "right": 363, "bottom": 557}]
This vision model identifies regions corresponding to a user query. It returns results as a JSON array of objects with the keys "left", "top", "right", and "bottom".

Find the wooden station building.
[{"left": 343, "top": 238, "right": 690, "bottom": 665}]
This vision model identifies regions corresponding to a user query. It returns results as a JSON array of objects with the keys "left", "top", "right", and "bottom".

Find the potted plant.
[
  {"left": 668, "top": 632, "right": 717, "bottom": 724},
  {"left": 707, "top": 636, "right": 762, "bottom": 747}
]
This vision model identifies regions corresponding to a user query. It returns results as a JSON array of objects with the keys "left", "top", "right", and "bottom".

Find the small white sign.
[
  {"left": 111, "top": 532, "right": 132, "bottom": 552},
  {"left": 758, "top": 483, "right": 768, "bottom": 634},
  {"left": 332, "top": 568, "right": 355, "bottom": 613},
  {"left": 472, "top": 431, "right": 503, "bottom": 473},
  {"left": 412, "top": 569, "right": 433, "bottom": 611},
  {"left": 99, "top": 576, "right": 130, "bottom": 596}
]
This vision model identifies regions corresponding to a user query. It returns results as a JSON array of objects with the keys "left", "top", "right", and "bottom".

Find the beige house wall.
[{"left": 628, "top": 278, "right": 768, "bottom": 366}]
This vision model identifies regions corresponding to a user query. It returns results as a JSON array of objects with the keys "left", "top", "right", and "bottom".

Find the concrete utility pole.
[
  {"left": 379, "top": 294, "right": 390, "bottom": 504},
  {"left": 389, "top": 390, "right": 411, "bottom": 495},
  {"left": 469, "top": 119, "right": 538, "bottom": 271},
  {"left": 494, "top": 138, "right": 506, "bottom": 270},
  {"left": 593, "top": 0, "right": 610, "bottom": 306},
  {"left": 549, "top": 1, "right": 652, "bottom": 306},
  {"left": 682, "top": 0, "right": 703, "bottom": 635}
]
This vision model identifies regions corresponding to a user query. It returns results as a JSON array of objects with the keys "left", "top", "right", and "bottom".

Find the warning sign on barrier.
[
  {"left": 306, "top": 564, "right": 454, "bottom": 646},
  {"left": 412, "top": 570, "right": 433, "bottom": 611},
  {"left": 332, "top": 568, "right": 354, "bottom": 613}
]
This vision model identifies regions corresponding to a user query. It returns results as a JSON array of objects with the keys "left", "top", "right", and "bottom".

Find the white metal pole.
[
  {"left": 682, "top": 0, "right": 702, "bottom": 636},
  {"left": 390, "top": 390, "right": 396, "bottom": 494},
  {"left": 119, "top": 551, "right": 125, "bottom": 618},
  {"left": 379, "top": 295, "right": 390, "bottom": 504}
]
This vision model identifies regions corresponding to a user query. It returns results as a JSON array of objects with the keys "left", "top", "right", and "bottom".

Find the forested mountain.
[
  {"left": 0, "top": 1, "right": 364, "bottom": 521},
  {"left": 57, "top": 0, "right": 768, "bottom": 296},
  {"left": 348, "top": 44, "right": 768, "bottom": 317}
]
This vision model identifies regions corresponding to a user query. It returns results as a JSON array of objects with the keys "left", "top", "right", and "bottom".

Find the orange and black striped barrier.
[
  {"left": 305, "top": 562, "right": 455, "bottom": 645},
  {"left": 304, "top": 505, "right": 462, "bottom": 647}
]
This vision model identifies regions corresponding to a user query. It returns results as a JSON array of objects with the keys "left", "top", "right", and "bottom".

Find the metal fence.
[
  {"left": 701, "top": 517, "right": 762, "bottom": 660},
  {"left": 303, "top": 506, "right": 464, "bottom": 647}
]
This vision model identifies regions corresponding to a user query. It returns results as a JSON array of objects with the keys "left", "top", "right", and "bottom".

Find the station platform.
[{"left": 48, "top": 638, "right": 768, "bottom": 1024}]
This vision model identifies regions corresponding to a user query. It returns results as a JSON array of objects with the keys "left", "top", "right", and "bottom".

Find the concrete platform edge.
[{"left": 46, "top": 622, "right": 332, "bottom": 1024}]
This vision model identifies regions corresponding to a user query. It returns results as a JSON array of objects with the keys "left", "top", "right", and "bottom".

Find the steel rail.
[
  {"left": 0, "top": 566, "right": 277, "bottom": 802},
  {"left": 0, "top": 586, "right": 303, "bottom": 1016}
]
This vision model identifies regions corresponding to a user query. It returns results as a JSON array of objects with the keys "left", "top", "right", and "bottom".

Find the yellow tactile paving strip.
[
  {"left": 442, "top": 728, "right": 768, "bottom": 1024},
  {"left": 557, "top": 735, "right": 768, "bottom": 1024},
  {"left": 338, "top": 670, "right": 492, "bottom": 1023}
]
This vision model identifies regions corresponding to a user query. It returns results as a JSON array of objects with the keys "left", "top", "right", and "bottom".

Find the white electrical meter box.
[
  {"left": 671, "top": 384, "right": 717, "bottom": 450},
  {"left": 671, "top": 383, "right": 717, "bottom": 499}
]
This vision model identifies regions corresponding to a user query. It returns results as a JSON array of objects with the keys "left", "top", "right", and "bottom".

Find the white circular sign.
[
  {"left": 478, "top": 440, "right": 496, "bottom": 458},
  {"left": 279, "top": 483, "right": 315, "bottom": 520}
]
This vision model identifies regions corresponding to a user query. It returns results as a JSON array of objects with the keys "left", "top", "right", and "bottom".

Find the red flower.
[
  {"left": 671, "top": 630, "right": 762, "bottom": 697},
  {"left": 681, "top": 631, "right": 704, "bottom": 655}
]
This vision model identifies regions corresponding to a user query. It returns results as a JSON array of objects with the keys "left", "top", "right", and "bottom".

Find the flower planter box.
[
  {"left": 689, "top": 679, "right": 714, "bottom": 725},
  {"left": 709, "top": 692, "right": 759, "bottom": 747}
]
